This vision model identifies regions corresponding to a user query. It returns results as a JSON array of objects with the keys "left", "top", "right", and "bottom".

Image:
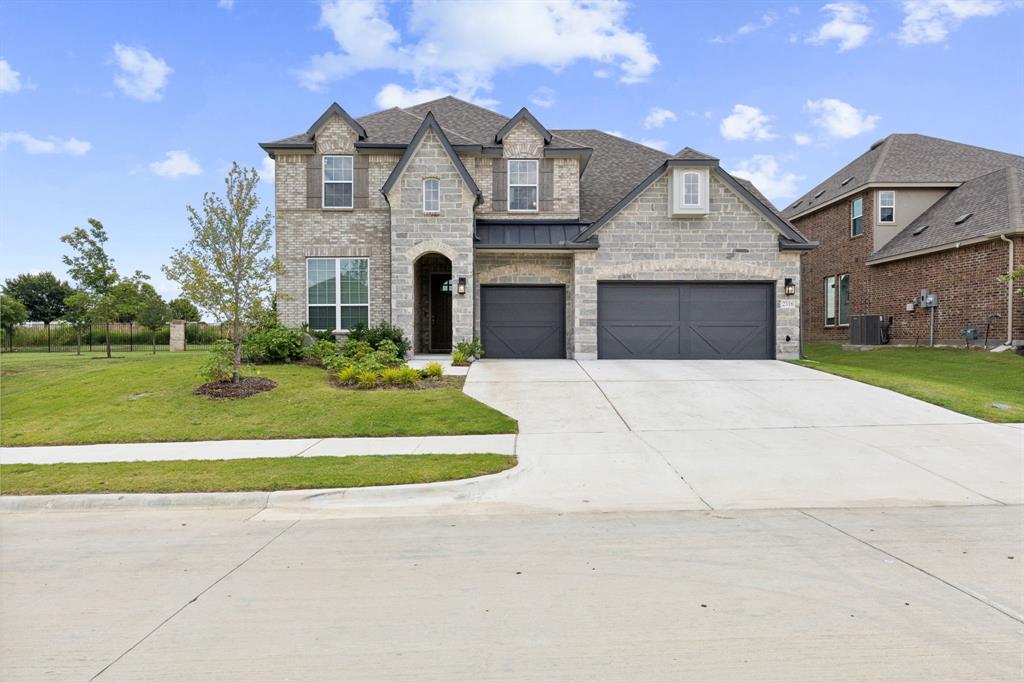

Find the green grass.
[
  {"left": 794, "top": 343, "right": 1024, "bottom": 422},
  {"left": 0, "top": 454, "right": 517, "bottom": 495},
  {"left": 0, "top": 353, "right": 516, "bottom": 446}
]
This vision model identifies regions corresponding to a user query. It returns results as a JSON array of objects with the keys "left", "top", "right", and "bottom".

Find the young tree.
[
  {"left": 1, "top": 294, "right": 28, "bottom": 350},
  {"left": 163, "top": 163, "right": 276, "bottom": 382},
  {"left": 136, "top": 291, "right": 170, "bottom": 354},
  {"left": 2, "top": 272, "right": 73, "bottom": 328},
  {"left": 62, "top": 291, "right": 92, "bottom": 356},
  {"left": 168, "top": 297, "right": 201, "bottom": 321},
  {"left": 61, "top": 218, "right": 119, "bottom": 358},
  {"left": 109, "top": 271, "right": 157, "bottom": 322}
]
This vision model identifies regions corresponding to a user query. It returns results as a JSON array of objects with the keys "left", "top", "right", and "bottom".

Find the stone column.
[
  {"left": 169, "top": 320, "right": 186, "bottom": 352},
  {"left": 572, "top": 252, "right": 597, "bottom": 359}
]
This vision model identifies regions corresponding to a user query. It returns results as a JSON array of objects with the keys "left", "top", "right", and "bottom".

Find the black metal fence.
[{"left": 0, "top": 322, "right": 230, "bottom": 353}]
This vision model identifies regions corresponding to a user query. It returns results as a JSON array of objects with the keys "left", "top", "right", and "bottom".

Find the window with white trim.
[
  {"left": 306, "top": 257, "right": 369, "bottom": 331},
  {"left": 825, "top": 276, "right": 837, "bottom": 326},
  {"left": 423, "top": 178, "right": 440, "bottom": 213},
  {"left": 850, "top": 197, "right": 864, "bottom": 236},
  {"left": 323, "top": 155, "right": 353, "bottom": 208},
  {"left": 508, "top": 159, "right": 538, "bottom": 211},
  {"left": 878, "top": 190, "right": 895, "bottom": 223},
  {"left": 824, "top": 273, "right": 851, "bottom": 326},
  {"left": 682, "top": 171, "right": 700, "bottom": 206}
]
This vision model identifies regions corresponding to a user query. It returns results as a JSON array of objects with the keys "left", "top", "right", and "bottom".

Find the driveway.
[{"left": 462, "top": 360, "right": 1022, "bottom": 512}]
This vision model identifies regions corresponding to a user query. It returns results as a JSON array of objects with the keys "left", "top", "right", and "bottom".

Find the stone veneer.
[
  {"left": 475, "top": 252, "right": 575, "bottom": 354},
  {"left": 571, "top": 172, "right": 803, "bottom": 360}
]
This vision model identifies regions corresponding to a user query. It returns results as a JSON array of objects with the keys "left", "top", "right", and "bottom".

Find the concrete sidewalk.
[{"left": 0, "top": 434, "right": 516, "bottom": 465}]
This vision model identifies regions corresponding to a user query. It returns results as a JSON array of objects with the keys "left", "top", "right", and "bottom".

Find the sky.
[{"left": 1, "top": 0, "right": 1021, "bottom": 299}]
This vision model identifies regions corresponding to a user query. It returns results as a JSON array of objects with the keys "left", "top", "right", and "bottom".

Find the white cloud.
[
  {"left": 0, "top": 131, "right": 91, "bottom": 155},
  {"left": 805, "top": 98, "right": 880, "bottom": 138},
  {"left": 217, "top": 0, "right": 235, "bottom": 9},
  {"left": 603, "top": 130, "right": 624, "bottom": 138},
  {"left": 375, "top": 83, "right": 453, "bottom": 108},
  {"left": 530, "top": 86, "right": 556, "bottom": 108},
  {"left": 793, "top": 132, "right": 813, "bottom": 145},
  {"left": 899, "top": 0, "right": 1007, "bottom": 44},
  {"left": 807, "top": 2, "right": 872, "bottom": 51},
  {"left": 113, "top": 44, "right": 172, "bottom": 101},
  {"left": 259, "top": 157, "right": 275, "bottom": 183},
  {"left": 149, "top": 150, "right": 201, "bottom": 178},
  {"left": 728, "top": 155, "right": 804, "bottom": 201},
  {"left": 643, "top": 107, "right": 677, "bottom": 129},
  {"left": 0, "top": 59, "right": 22, "bottom": 94},
  {"left": 720, "top": 104, "right": 775, "bottom": 141},
  {"left": 297, "top": 0, "right": 658, "bottom": 100},
  {"left": 638, "top": 138, "right": 668, "bottom": 151},
  {"left": 710, "top": 12, "right": 778, "bottom": 42}
]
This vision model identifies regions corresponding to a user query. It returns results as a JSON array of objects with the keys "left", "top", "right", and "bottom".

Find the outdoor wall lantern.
[
  {"left": 457, "top": 277, "right": 467, "bottom": 295},
  {"left": 784, "top": 278, "right": 796, "bottom": 296}
]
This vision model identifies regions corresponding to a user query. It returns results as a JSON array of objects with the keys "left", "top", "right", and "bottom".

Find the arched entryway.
[{"left": 413, "top": 253, "right": 453, "bottom": 353}]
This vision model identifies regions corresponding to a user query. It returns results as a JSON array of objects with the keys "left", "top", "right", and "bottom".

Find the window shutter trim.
[
  {"left": 353, "top": 154, "right": 369, "bottom": 209},
  {"left": 491, "top": 158, "right": 507, "bottom": 211},
  {"left": 539, "top": 158, "right": 554, "bottom": 212},
  {"left": 306, "top": 155, "right": 323, "bottom": 209}
]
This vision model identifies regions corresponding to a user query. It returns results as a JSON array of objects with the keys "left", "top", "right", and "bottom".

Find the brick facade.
[{"left": 794, "top": 192, "right": 1023, "bottom": 345}]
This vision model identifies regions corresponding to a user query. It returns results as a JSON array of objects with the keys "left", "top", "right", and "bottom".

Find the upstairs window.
[
  {"left": 682, "top": 172, "right": 700, "bottom": 206},
  {"left": 423, "top": 178, "right": 440, "bottom": 213},
  {"left": 323, "top": 155, "right": 353, "bottom": 208},
  {"left": 508, "top": 159, "right": 538, "bottom": 211},
  {"left": 878, "top": 191, "right": 895, "bottom": 223},
  {"left": 850, "top": 197, "right": 864, "bottom": 237}
]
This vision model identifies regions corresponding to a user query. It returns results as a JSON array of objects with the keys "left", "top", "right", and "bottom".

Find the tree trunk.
[
  {"left": 76, "top": 329, "right": 81, "bottom": 355},
  {"left": 152, "top": 329, "right": 156, "bottom": 355},
  {"left": 232, "top": 317, "right": 241, "bottom": 383},
  {"left": 105, "top": 322, "right": 112, "bottom": 359}
]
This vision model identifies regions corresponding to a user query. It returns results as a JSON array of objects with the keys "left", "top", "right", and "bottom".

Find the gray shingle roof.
[
  {"left": 783, "top": 134, "right": 1024, "bottom": 219},
  {"left": 868, "top": 166, "right": 1024, "bottom": 262}
]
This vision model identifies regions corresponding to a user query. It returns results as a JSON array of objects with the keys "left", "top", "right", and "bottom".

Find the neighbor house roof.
[
  {"left": 867, "top": 166, "right": 1024, "bottom": 263},
  {"left": 260, "top": 97, "right": 808, "bottom": 247},
  {"left": 782, "top": 134, "right": 1024, "bottom": 220}
]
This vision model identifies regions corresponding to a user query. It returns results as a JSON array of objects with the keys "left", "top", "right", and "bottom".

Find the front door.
[{"left": 429, "top": 273, "right": 452, "bottom": 352}]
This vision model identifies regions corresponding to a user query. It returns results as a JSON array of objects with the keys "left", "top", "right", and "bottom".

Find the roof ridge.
[
  {"left": 866, "top": 134, "right": 893, "bottom": 182},
  {"left": 1007, "top": 166, "right": 1022, "bottom": 229}
]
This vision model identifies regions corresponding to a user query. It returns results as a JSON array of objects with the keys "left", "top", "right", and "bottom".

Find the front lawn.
[
  {"left": 794, "top": 343, "right": 1024, "bottom": 422},
  {"left": 0, "top": 353, "right": 516, "bottom": 446},
  {"left": 0, "top": 454, "right": 517, "bottom": 495}
]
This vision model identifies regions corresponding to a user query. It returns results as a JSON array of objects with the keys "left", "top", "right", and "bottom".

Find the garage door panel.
[
  {"left": 481, "top": 286, "right": 565, "bottom": 359},
  {"left": 598, "top": 282, "right": 773, "bottom": 360}
]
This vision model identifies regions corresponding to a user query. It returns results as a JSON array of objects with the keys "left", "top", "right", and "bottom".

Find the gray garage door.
[
  {"left": 481, "top": 285, "right": 565, "bottom": 359},
  {"left": 598, "top": 282, "right": 774, "bottom": 359}
]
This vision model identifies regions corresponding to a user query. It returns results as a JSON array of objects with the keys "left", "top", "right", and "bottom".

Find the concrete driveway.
[{"left": 461, "top": 359, "right": 1022, "bottom": 512}]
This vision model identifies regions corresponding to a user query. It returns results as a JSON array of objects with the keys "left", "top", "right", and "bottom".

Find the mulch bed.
[{"left": 194, "top": 377, "right": 277, "bottom": 400}]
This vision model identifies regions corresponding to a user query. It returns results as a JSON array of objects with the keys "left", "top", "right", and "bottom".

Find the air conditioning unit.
[{"left": 849, "top": 315, "right": 888, "bottom": 345}]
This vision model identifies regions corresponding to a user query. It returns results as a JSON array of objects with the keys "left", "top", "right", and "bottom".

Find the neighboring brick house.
[
  {"left": 260, "top": 97, "right": 814, "bottom": 360},
  {"left": 783, "top": 134, "right": 1024, "bottom": 347}
]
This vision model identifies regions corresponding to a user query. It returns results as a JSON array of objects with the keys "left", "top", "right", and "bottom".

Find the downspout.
[{"left": 1000, "top": 234, "right": 1014, "bottom": 345}]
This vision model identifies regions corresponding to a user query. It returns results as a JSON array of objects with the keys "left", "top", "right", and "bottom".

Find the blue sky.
[{"left": 1, "top": 0, "right": 1021, "bottom": 298}]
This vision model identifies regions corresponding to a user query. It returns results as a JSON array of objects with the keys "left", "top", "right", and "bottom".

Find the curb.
[{"left": 0, "top": 459, "right": 522, "bottom": 514}]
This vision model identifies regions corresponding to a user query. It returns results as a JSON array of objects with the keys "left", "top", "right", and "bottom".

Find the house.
[
  {"left": 782, "top": 134, "right": 1024, "bottom": 347},
  {"left": 259, "top": 97, "right": 814, "bottom": 360}
]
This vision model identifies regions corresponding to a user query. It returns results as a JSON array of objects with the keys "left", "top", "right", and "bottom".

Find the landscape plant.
[
  {"left": 168, "top": 297, "right": 201, "bottom": 321},
  {"left": 163, "top": 163, "right": 277, "bottom": 383},
  {"left": 347, "top": 321, "right": 412, "bottom": 357},
  {"left": 199, "top": 339, "right": 235, "bottom": 383},
  {"left": 1, "top": 294, "right": 28, "bottom": 348},
  {"left": 2, "top": 272, "right": 73, "bottom": 329},
  {"left": 242, "top": 326, "right": 305, "bottom": 363},
  {"left": 136, "top": 291, "right": 171, "bottom": 354},
  {"left": 62, "top": 292, "right": 91, "bottom": 355},
  {"left": 60, "top": 218, "right": 120, "bottom": 358},
  {"left": 452, "top": 338, "right": 484, "bottom": 366}
]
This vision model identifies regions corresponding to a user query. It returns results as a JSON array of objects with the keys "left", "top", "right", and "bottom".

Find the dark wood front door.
[{"left": 429, "top": 273, "right": 452, "bottom": 352}]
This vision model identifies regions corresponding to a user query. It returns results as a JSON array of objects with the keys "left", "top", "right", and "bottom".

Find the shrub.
[
  {"left": 454, "top": 338, "right": 484, "bottom": 360},
  {"left": 380, "top": 367, "right": 406, "bottom": 384},
  {"left": 243, "top": 326, "right": 304, "bottom": 363},
  {"left": 398, "top": 367, "right": 420, "bottom": 384},
  {"left": 348, "top": 321, "right": 411, "bottom": 358},
  {"left": 337, "top": 366, "right": 359, "bottom": 384},
  {"left": 451, "top": 351, "right": 470, "bottom": 367},
  {"left": 303, "top": 339, "right": 340, "bottom": 366},
  {"left": 200, "top": 340, "right": 234, "bottom": 383},
  {"left": 357, "top": 370, "right": 379, "bottom": 387},
  {"left": 422, "top": 361, "right": 443, "bottom": 378},
  {"left": 302, "top": 324, "right": 336, "bottom": 342}
]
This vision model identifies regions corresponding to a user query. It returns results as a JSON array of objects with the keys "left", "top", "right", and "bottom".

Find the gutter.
[
  {"left": 1000, "top": 234, "right": 1015, "bottom": 344},
  {"left": 866, "top": 229, "right": 1024, "bottom": 265}
]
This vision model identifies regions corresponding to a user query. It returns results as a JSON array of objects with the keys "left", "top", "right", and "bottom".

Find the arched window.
[{"left": 423, "top": 178, "right": 440, "bottom": 213}]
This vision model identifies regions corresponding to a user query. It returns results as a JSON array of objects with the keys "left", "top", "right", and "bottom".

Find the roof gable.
[
  {"left": 307, "top": 102, "right": 367, "bottom": 141},
  {"left": 380, "top": 112, "right": 481, "bottom": 200},
  {"left": 495, "top": 107, "right": 552, "bottom": 145}
]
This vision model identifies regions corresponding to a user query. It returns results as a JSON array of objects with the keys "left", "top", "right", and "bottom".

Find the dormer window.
[
  {"left": 423, "top": 178, "right": 440, "bottom": 213},
  {"left": 671, "top": 167, "right": 709, "bottom": 215},
  {"left": 878, "top": 191, "right": 895, "bottom": 223},
  {"left": 508, "top": 160, "right": 538, "bottom": 211},
  {"left": 323, "top": 155, "right": 353, "bottom": 208}
]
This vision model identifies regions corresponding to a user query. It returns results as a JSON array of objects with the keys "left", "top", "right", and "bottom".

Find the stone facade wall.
[
  {"left": 388, "top": 128, "right": 476, "bottom": 349},
  {"left": 475, "top": 252, "right": 575, "bottom": 353},
  {"left": 572, "top": 172, "right": 803, "bottom": 359},
  {"left": 274, "top": 118, "right": 396, "bottom": 328},
  {"left": 793, "top": 193, "right": 1023, "bottom": 344}
]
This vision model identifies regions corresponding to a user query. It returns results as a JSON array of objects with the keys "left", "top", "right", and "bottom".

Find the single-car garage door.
[
  {"left": 481, "top": 285, "right": 566, "bottom": 359},
  {"left": 598, "top": 282, "right": 774, "bottom": 359}
]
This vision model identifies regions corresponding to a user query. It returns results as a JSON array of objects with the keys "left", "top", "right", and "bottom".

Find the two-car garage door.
[{"left": 597, "top": 282, "right": 775, "bottom": 359}]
